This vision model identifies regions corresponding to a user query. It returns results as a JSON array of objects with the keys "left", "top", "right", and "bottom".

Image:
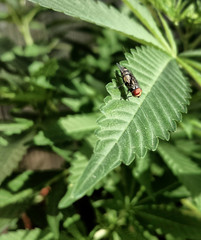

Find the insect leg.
[{"left": 114, "top": 83, "right": 124, "bottom": 89}]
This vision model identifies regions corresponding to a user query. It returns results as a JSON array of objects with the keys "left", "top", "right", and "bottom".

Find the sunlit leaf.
[
  {"left": 28, "top": 0, "right": 164, "bottom": 50},
  {"left": 123, "top": 0, "right": 170, "bottom": 52},
  {"left": 59, "top": 46, "right": 190, "bottom": 207},
  {"left": 179, "top": 49, "right": 201, "bottom": 58}
]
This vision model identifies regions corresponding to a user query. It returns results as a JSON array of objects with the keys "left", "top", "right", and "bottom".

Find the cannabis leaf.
[
  {"left": 158, "top": 142, "right": 201, "bottom": 197},
  {"left": 59, "top": 46, "right": 190, "bottom": 207},
  {"left": 59, "top": 113, "right": 100, "bottom": 140},
  {"left": 134, "top": 204, "right": 201, "bottom": 239},
  {"left": 0, "top": 118, "right": 33, "bottom": 136},
  {"left": 0, "top": 189, "right": 34, "bottom": 232},
  {"left": 0, "top": 228, "right": 54, "bottom": 240},
  {"left": 28, "top": 0, "right": 165, "bottom": 50},
  {"left": 0, "top": 133, "right": 33, "bottom": 185}
]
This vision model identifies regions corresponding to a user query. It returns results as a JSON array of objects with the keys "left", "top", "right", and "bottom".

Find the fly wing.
[
  {"left": 130, "top": 75, "right": 140, "bottom": 89},
  {"left": 116, "top": 63, "right": 124, "bottom": 73}
]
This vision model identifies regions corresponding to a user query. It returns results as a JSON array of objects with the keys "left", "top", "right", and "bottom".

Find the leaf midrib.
[{"left": 116, "top": 55, "right": 172, "bottom": 157}]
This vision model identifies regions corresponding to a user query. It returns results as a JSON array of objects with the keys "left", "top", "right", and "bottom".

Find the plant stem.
[
  {"left": 20, "top": 21, "right": 34, "bottom": 46},
  {"left": 7, "top": 3, "right": 39, "bottom": 46}
]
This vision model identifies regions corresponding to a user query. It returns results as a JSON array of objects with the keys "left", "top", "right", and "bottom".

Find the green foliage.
[
  {"left": 59, "top": 152, "right": 88, "bottom": 207},
  {"left": 134, "top": 204, "right": 201, "bottom": 239},
  {"left": 0, "top": 118, "right": 33, "bottom": 135},
  {"left": 0, "top": 188, "right": 34, "bottom": 232},
  {"left": 59, "top": 45, "right": 190, "bottom": 207},
  {"left": 28, "top": 0, "right": 163, "bottom": 49},
  {"left": 59, "top": 113, "right": 100, "bottom": 140},
  {"left": 0, "top": 228, "right": 54, "bottom": 240},
  {"left": 0, "top": 133, "right": 33, "bottom": 185},
  {"left": 1, "top": 0, "right": 201, "bottom": 239},
  {"left": 158, "top": 142, "right": 201, "bottom": 197}
]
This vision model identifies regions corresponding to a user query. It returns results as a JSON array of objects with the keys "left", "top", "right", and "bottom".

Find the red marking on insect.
[
  {"left": 132, "top": 88, "right": 142, "bottom": 97},
  {"left": 116, "top": 63, "right": 142, "bottom": 98}
]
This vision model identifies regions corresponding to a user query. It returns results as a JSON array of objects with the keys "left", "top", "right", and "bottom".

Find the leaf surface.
[
  {"left": 177, "top": 57, "right": 201, "bottom": 87},
  {"left": 158, "top": 12, "right": 177, "bottom": 55},
  {"left": 59, "top": 46, "right": 190, "bottom": 207},
  {"left": 28, "top": 0, "right": 163, "bottom": 49},
  {"left": 0, "top": 118, "right": 33, "bottom": 136},
  {"left": 0, "top": 133, "right": 33, "bottom": 185},
  {"left": 59, "top": 113, "right": 100, "bottom": 140},
  {"left": 59, "top": 152, "right": 88, "bottom": 207},
  {"left": 0, "top": 228, "right": 54, "bottom": 240},
  {"left": 0, "top": 189, "right": 34, "bottom": 232},
  {"left": 158, "top": 142, "right": 201, "bottom": 197},
  {"left": 123, "top": 0, "right": 170, "bottom": 52},
  {"left": 134, "top": 204, "right": 201, "bottom": 239},
  {"left": 179, "top": 49, "right": 201, "bottom": 58}
]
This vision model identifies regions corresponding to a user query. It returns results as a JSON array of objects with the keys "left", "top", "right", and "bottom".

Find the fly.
[{"left": 116, "top": 63, "right": 142, "bottom": 98}]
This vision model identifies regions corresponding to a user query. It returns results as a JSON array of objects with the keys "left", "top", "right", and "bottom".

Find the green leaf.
[
  {"left": 0, "top": 228, "right": 54, "bottom": 240},
  {"left": 158, "top": 12, "right": 177, "bottom": 55},
  {"left": 177, "top": 57, "right": 201, "bottom": 87},
  {"left": 0, "top": 189, "right": 33, "bottom": 208},
  {"left": 0, "top": 133, "right": 33, "bottom": 185},
  {"left": 0, "top": 189, "right": 34, "bottom": 232},
  {"left": 179, "top": 58, "right": 201, "bottom": 72},
  {"left": 133, "top": 153, "right": 152, "bottom": 196},
  {"left": 158, "top": 142, "right": 201, "bottom": 197},
  {"left": 0, "top": 189, "right": 12, "bottom": 207},
  {"left": 0, "top": 118, "right": 33, "bottom": 136},
  {"left": 63, "top": 213, "right": 80, "bottom": 229},
  {"left": 34, "top": 131, "right": 71, "bottom": 161},
  {"left": 28, "top": 0, "right": 163, "bottom": 50},
  {"left": 179, "top": 49, "right": 201, "bottom": 58},
  {"left": 34, "top": 131, "right": 53, "bottom": 146},
  {"left": 134, "top": 204, "right": 201, "bottom": 239},
  {"left": 59, "top": 113, "right": 100, "bottom": 140},
  {"left": 13, "top": 41, "right": 58, "bottom": 57},
  {"left": 59, "top": 152, "right": 88, "bottom": 208},
  {"left": 7, "top": 170, "right": 34, "bottom": 192},
  {"left": 59, "top": 46, "right": 190, "bottom": 207},
  {"left": 61, "top": 98, "right": 85, "bottom": 112},
  {"left": 0, "top": 137, "right": 8, "bottom": 146},
  {"left": 31, "top": 76, "right": 56, "bottom": 89},
  {"left": 123, "top": 0, "right": 170, "bottom": 53},
  {"left": 117, "top": 228, "right": 148, "bottom": 240},
  {"left": 31, "top": 59, "right": 59, "bottom": 77},
  {"left": 132, "top": 219, "right": 159, "bottom": 240},
  {"left": 46, "top": 181, "right": 66, "bottom": 240}
]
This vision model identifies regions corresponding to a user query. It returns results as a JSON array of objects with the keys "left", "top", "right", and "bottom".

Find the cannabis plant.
[{"left": 1, "top": 0, "right": 201, "bottom": 239}]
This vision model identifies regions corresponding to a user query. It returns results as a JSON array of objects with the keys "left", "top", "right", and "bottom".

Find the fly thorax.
[{"left": 123, "top": 74, "right": 131, "bottom": 83}]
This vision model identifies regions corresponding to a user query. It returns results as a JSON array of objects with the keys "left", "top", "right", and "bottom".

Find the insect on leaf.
[{"left": 59, "top": 46, "right": 191, "bottom": 208}]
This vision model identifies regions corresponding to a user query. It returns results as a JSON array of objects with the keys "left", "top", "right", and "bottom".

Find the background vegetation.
[{"left": 0, "top": 0, "right": 201, "bottom": 239}]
